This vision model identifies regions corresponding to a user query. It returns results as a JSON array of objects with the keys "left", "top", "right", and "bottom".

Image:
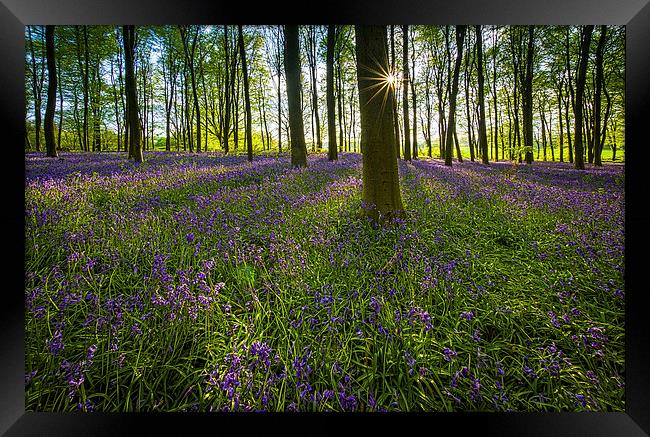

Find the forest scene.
[{"left": 24, "top": 24, "right": 625, "bottom": 412}]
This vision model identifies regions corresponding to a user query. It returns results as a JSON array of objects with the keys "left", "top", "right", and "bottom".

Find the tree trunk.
[
  {"left": 326, "top": 25, "right": 338, "bottom": 161},
  {"left": 574, "top": 25, "right": 594, "bottom": 170},
  {"left": 123, "top": 25, "right": 142, "bottom": 162},
  {"left": 445, "top": 26, "right": 466, "bottom": 166},
  {"left": 83, "top": 26, "right": 90, "bottom": 151},
  {"left": 27, "top": 26, "right": 44, "bottom": 152},
  {"left": 523, "top": 26, "right": 535, "bottom": 165},
  {"left": 223, "top": 26, "right": 231, "bottom": 154},
  {"left": 593, "top": 25, "right": 607, "bottom": 166},
  {"left": 410, "top": 27, "right": 418, "bottom": 159},
  {"left": 276, "top": 26, "right": 283, "bottom": 154},
  {"left": 390, "top": 25, "right": 401, "bottom": 159},
  {"left": 476, "top": 25, "right": 489, "bottom": 164},
  {"left": 355, "top": 25, "right": 404, "bottom": 223},
  {"left": 284, "top": 25, "right": 308, "bottom": 167},
  {"left": 44, "top": 25, "right": 58, "bottom": 158},
  {"left": 402, "top": 25, "right": 411, "bottom": 161},
  {"left": 238, "top": 25, "right": 253, "bottom": 162},
  {"left": 306, "top": 26, "right": 322, "bottom": 152},
  {"left": 492, "top": 25, "right": 499, "bottom": 161},
  {"left": 464, "top": 36, "right": 475, "bottom": 162}
]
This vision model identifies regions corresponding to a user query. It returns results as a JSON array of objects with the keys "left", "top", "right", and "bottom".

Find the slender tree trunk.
[
  {"left": 284, "top": 25, "right": 308, "bottom": 167},
  {"left": 83, "top": 26, "right": 90, "bottom": 152},
  {"left": 44, "top": 25, "right": 58, "bottom": 158},
  {"left": 337, "top": 48, "right": 344, "bottom": 154},
  {"left": 476, "top": 25, "right": 489, "bottom": 164},
  {"left": 492, "top": 25, "right": 499, "bottom": 161},
  {"left": 593, "top": 25, "right": 607, "bottom": 166},
  {"left": 402, "top": 25, "right": 411, "bottom": 161},
  {"left": 276, "top": 25, "right": 283, "bottom": 154},
  {"left": 28, "top": 26, "right": 43, "bottom": 152},
  {"left": 445, "top": 26, "right": 466, "bottom": 166},
  {"left": 425, "top": 72, "right": 432, "bottom": 158},
  {"left": 326, "top": 25, "right": 338, "bottom": 161},
  {"left": 57, "top": 44, "right": 64, "bottom": 151},
  {"left": 464, "top": 36, "right": 475, "bottom": 162},
  {"left": 557, "top": 81, "right": 564, "bottom": 162},
  {"left": 410, "top": 27, "right": 418, "bottom": 159},
  {"left": 355, "top": 25, "right": 403, "bottom": 223},
  {"left": 223, "top": 26, "right": 231, "bottom": 154},
  {"left": 306, "top": 26, "right": 322, "bottom": 152},
  {"left": 390, "top": 25, "right": 401, "bottom": 159},
  {"left": 238, "top": 25, "right": 253, "bottom": 162},
  {"left": 565, "top": 27, "right": 576, "bottom": 163}
]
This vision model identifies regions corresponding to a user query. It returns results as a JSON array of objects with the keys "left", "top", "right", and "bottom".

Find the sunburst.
[{"left": 357, "top": 52, "right": 399, "bottom": 120}]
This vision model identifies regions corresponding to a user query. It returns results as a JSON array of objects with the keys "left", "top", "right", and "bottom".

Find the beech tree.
[
  {"left": 284, "top": 25, "right": 307, "bottom": 167},
  {"left": 44, "top": 25, "right": 58, "bottom": 158},
  {"left": 238, "top": 25, "right": 253, "bottom": 162},
  {"left": 402, "top": 25, "right": 411, "bottom": 162},
  {"left": 123, "top": 25, "right": 143, "bottom": 162},
  {"left": 574, "top": 25, "right": 594, "bottom": 170},
  {"left": 444, "top": 25, "right": 466, "bottom": 167},
  {"left": 326, "top": 25, "right": 338, "bottom": 161},
  {"left": 355, "top": 25, "right": 403, "bottom": 223}
]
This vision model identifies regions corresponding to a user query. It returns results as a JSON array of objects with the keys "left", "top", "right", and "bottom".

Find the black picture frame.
[{"left": 2, "top": 0, "right": 649, "bottom": 435}]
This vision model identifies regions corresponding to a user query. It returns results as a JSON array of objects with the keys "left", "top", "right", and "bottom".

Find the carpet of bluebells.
[{"left": 24, "top": 151, "right": 625, "bottom": 412}]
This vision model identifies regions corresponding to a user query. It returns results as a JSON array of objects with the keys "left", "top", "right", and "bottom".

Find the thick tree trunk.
[
  {"left": 574, "top": 25, "right": 594, "bottom": 170},
  {"left": 445, "top": 26, "right": 466, "bottom": 166},
  {"left": 355, "top": 25, "right": 403, "bottom": 223},
  {"left": 44, "top": 25, "right": 58, "bottom": 158},
  {"left": 523, "top": 26, "right": 535, "bottom": 165},
  {"left": 326, "top": 25, "right": 338, "bottom": 161},
  {"left": 284, "top": 25, "right": 308, "bottom": 167},
  {"left": 123, "top": 25, "right": 142, "bottom": 162}
]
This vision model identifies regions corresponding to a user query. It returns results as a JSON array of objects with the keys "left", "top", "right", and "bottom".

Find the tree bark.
[
  {"left": 402, "top": 25, "right": 411, "bottom": 161},
  {"left": 284, "top": 25, "right": 308, "bottom": 167},
  {"left": 238, "top": 25, "right": 254, "bottom": 162},
  {"left": 44, "top": 25, "right": 58, "bottom": 158},
  {"left": 390, "top": 25, "right": 401, "bottom": 159},
  {"left": 355, "top": 25, "right": 403, "bottom": 223},
  {"left": 445, "top": 26, "right": 466, "bottom": 166},
  {"left": 223, "top": 26, "right": 231, "bottom": 154},
  {"left": 410, "top": 27, "right": 418, "bottom": 159},
  {"left": 123, "top": 25, "right": 143, "bottom": 162},
  {"left": 476, "top": 25, "right": 490, "bottom": 164},
  {"left": 593, "top": 25, "right": 607, "bottom": 166},
  {"left": 326, "top": 25, "right": 338, "bottom": 161},
  {"left": 523, "top": 26, "right": 535, "bottom": 165},
  {"left": 574, "top": 25, "right": 594, "bottom": 170}
]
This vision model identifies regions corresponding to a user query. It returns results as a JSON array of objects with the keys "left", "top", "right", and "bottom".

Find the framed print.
[{"left": 2, "top": 0, "right": 649, "bottom": 434}]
